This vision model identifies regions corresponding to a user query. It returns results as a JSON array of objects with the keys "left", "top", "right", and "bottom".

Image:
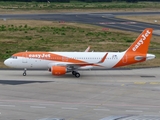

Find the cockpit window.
[{"left": 10, "top": 56, "right": 17, "bottom": 59}]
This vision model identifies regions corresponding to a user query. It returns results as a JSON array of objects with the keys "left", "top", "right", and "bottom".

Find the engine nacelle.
[{"left": 51, "top": 66, "right": 67, "bottom": 76}]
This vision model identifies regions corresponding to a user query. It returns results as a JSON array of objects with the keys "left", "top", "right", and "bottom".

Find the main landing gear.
[
  {"left": 23, "top": 68, "right": 27, "bottom": 76},
  {"left": 72, "top": 71, "right": 80, "bottom": 78}
]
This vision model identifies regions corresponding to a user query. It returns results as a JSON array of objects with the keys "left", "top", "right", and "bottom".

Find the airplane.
[{"left": 4, "top": 28, "right": 155, "bottom": 78}]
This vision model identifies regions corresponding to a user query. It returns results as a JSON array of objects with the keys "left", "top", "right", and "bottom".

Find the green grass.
[
  {"left": 0, "top": 20, "right": 160, "bottom": 68},
  {"left": 0, "top": 1, "right": 160, "bottom": 10}
]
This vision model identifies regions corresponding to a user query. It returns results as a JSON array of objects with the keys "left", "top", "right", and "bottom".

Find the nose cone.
[{"left": 4, "top": 59, "right": 10, "bottom": 67}]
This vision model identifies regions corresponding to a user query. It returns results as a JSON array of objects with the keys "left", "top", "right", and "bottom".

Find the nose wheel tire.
[
  {"left": 23, "top": 68, "right": 27, "bottom": 76},
  {"left": 23, "top": 72, "right": 26, "bottom": 76}
]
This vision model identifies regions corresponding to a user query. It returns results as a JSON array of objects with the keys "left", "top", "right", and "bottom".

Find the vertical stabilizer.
[
  {"left": 113, "top": 28, "right": 154, "bottom": 68},
  {"left": 126, "top": 28, "right": 153, "bottom": 54}
]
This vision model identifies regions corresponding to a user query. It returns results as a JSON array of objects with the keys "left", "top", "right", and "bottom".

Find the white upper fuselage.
[{"left": 4, "top": 52, "right": 125, "bottom": 69}]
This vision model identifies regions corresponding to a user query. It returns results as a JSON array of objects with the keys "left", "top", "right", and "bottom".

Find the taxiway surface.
[
  {"left": 0, "top": 68, "right": 160, "bottom": 120},
  {"left": 0, "top": 12, "right": 160, "bottom": 35}
]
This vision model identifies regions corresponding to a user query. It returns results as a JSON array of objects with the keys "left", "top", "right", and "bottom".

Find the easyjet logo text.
[
  {"left": 29, "top": 54, "right": 50, "bottom": 58},
  {"left": 132, "top": 30, "right": 151, "bottom": 52}
]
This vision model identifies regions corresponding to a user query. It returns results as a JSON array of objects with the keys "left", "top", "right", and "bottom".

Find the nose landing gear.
[{"left": 23, "top": 68, "right": 27, "bottom": 76}]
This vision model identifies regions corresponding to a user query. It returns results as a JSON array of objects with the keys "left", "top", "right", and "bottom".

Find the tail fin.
[
  {"left": 113, "top": 28, "right": 153, "bottom": 68},
  {"left": 126, "top": 28, "right": 153, "bottom": 54}
]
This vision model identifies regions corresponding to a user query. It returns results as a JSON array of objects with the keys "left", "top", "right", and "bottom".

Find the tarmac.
[
  {"left": 0, "top": 67, "right": 160, "bottom": 120},
  {"left": 0, "top": 12, "right": 160, "bottom": 35}
]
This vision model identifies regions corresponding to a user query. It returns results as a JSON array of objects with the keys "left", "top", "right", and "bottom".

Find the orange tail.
[
  {"left": 114, "top": 28, "right": 153, "bottom": 68},
  {"left": 126, "top": 28, "right": 153, "bottom": 54}
]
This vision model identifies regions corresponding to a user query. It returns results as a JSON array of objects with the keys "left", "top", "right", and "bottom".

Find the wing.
[{"left": 48, "top": 53, "right": 108, "bottom": 70}]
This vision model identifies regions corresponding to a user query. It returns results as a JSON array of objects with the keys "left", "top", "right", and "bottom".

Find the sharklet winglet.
[
  {"left": 98, "top": 53, "right": 108, "bottom": 63},
  {"left": 85, "top": 46, "right": 91, "bottom": 52}
]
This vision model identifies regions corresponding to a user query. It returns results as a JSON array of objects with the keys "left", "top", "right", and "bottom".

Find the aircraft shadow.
[{"left": 0, "top": 80, "right": 53, "bottom": 85}]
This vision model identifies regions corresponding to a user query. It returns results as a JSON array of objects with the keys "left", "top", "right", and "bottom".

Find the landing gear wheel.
[
  {"left": 72, "top": 71, "right": 76, "bottom": 75},
  {"left": 23, "top": 68, "right": 27, "bottom": 76},
  {"left": 23, "top": 72, "right": 26, "bottom": 76},
  {"left": 75, "top": 72, "right": 80, "bottom": 78}
]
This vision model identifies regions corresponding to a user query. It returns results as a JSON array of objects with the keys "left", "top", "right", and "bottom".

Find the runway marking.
[
  {"left": 133, "top": 82, "right": 160, "bottom": 85},
  {"left": 62, "top": 107, "right": 78, "bottom": 110},
  {"left": 93, "top": 108, "right": 110, "bottom": 111},
  {"left": 150, "top": 82, "right": 160, "bottom": 85},
  {"left": 126, "top": 110, "right": 143, "bottom": 113},
  {"left": 121, "top": 84, "right": 125, "bottom": 86},
  {"left": 0, "top": 105, "right": 15, "bottom": 107},
  {"left": 30, "top": 106, "right": 46, "bottom": 109},
  {"left": 134, "top": 82, "right": 146, "bottom": 85}
]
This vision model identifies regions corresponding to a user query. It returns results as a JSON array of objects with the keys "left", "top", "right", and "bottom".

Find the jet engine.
[{"left": 51, "top": 66, "right": 67, "bottom": 76}]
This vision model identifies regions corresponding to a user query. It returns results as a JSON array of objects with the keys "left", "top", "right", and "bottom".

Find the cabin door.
[{"left": 22, "top": 53, "right": 27, "bottom": 63}]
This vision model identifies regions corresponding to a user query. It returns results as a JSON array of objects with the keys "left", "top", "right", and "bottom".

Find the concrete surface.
[{"left": 0, "top": 68, "right": 160, "bottom": 120}]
